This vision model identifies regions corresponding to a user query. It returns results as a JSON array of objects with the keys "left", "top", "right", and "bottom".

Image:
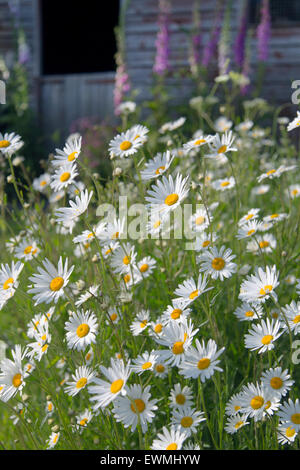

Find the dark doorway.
[{"left": 40, "top": 0, "right": 120, "bottom": 75}]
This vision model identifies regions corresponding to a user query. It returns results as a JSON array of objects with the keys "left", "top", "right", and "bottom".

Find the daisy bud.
[
  {"left": 23, "top": 203, "right": 30, "bottom": 209},
  {"left": 48, "top": 419, "right": 54, "bottom": 425},
  {"left": 46, "top": 395, "right": 51, "bottom": 401},
  {"left": 92, "top": 173, "right": 100, "bottom": 179},
  {"left": 167, "top": 139, "right": 173, "bottom": 147},
  {"left": 49, "top": 218, "right": 56, "bottom": 225},
  {"left": 51, "top": 425, "right": 59, "bottom": 432},
  {"left": 21, "top": 394, "right": 29, "bottom": 402},
  {"left": 75, "top": 280, "right": 85, "bottom": 291},
  {"left": 110, "top": 151, "right": 115, "bottom": 160},
  {"left": 191, "top": 182, "right": 197, "bottom": 190},
  {"left": 7, "top": 175, "right": 13, "bottom": 183},
  {"left": 282, "top": 251, "right": 287, "bottom": 257},
  {"left": 12, "top": 156, "right": 24, "bottom": 166},
  {"left": 91, "top": 255, "right": 98, "bottom": 263},
  {"left": 113, "top": 167, "right": 122, "bottom": 177},
  {"left": 220, "top": 105, "right": 226, "bottom": 113}
]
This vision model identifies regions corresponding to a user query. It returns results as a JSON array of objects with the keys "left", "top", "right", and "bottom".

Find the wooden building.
[{"left": 0, "top": 0, "right": 300, "bottom": 139}]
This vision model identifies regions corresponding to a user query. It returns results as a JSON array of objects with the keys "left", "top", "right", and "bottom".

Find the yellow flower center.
[
  {"left": 123, "top": 274, "right": 131, "bottom": 283},
  {"left": 0, "top": 139, "right": 11, "bottom": 148},
  {"left": 60, "top": 172, "right": 71, "bottom": 182},
  {"left": 259, "top": 240, "right": 269, "bottom": 248},
  {"left": 155, "top": 364, "right": 165, "bottom": 373},
  {"left": 197, "top": 358, "right": 211, "bottom": 370},
  {"left": 270, "top": 377, "right": 283, "bottom": 390},
  {"left": 49, "top": 276, "right": 64, "bottom": 292},
  {"left": 181, "top": 416, "right": 193, "bottom": 428},
  {"left": 40, "top": 180, "right": 47, "bottom": 187},
  {"left": 24, "top": 245, "right": 33, "bottom": 254},
  {"left": 189, "top": 289, "right": 199, "bottom": 300},
  {"left": 111, "top": 231, "right": 119, "bottom": 240},
  {"left": 41, "top": 344, "right": 49, "bottom": 353},
  {"left": 218, "top": 145, "right": 227, "bottom": 154},
  {"left": 234, "top": 421, "right": 244, "bottom": 429},
  {"left": 76, "top": 377, "right": 88, "bottom": 389},
  {"left": 142, "top": 361, "right": 152, "bottom": 370},
  {"left": 171, "top": 308, "right": 182, "bottom": 320},
  {"left": 68, "top": 151, "right": 78, "bottom": 162},
  {"left": 247, "top": 229, "right": 255, "bottom": 236},
  {"left": 293, "top": 315, "right": 300, "bottom": 324},
  {"left": 266, "top": 169, "right": 276, "bottom": 175},
  {"left": 261, "top": 335, "right": 273, "bottom": 345},
  {"left": 291, "top": 413, "right": 300, "bottom": 425},
  {"left": 120, "top": 140, "right": 132, "bottom": 151},
  {"left": 110, "top": 379, "right": 124, "bottom": 394},
  {"left": 245, "top": 214, "right": 254, "bottom": 220},
  {"left": 172, "top": 341, "right": 184, "bottom": 355},
  {"left": 165, "top": 193, "right": 179, "bottom": 206},
  {"left": 139, "top": 263, "right": 149, "bottom": 273},
  {"left": 202, "top": 240, "right": 210, "bottom": 247},
  {"left": 211, "top": 257, "right": 225, "bottom": 270},
  {"left": 221, "top": 181, "right": 230, "bottom": 187},
  {"left": 176, "top": 393, "right": 186, "bottom": 405},
  {"left": 12, "top": 373, "right": 22, "bottom": 388},
  {"left": 154, "top": 323, "right": 163, "bottom": 333},
  {"left": 250, "top": 395, "right": 264, "bottom": 410},
  {"left": 292, "top": 189, "right": 299, "bottom": 196},
  {"left": 79, "top": 418, "right": 88, "bottom": 426},
  {"left": 110, "top": 313, "right": 118, "bottom": 322},
  {"left": 123, "top": 255, "right": 131, "bottom": 265},
  {"left": 130, "top": 398, "right": 145, "bottom": 413},
  {"left": 155, "top": 166, "right": 165, "bottom": 175},
  {"left": 286, "top": 427, "right": 296, "bottom": 438},
  {"left": 76, "top": 323, "right": 90, "bottom": 338},
  {"left": 259, "top": 284, "right": 273, "bottom": 296},
  {"left": 105, "top": 248, "right": 112, "bottom": 255},
  {"left": 195, "top": 216, "right": 205, "bottom": 225},
  {"left": 166, "top": 443, "right": 177, "bottom": 450},
  {"left": 48, "top": 403, "right": 53, "bottom": 411},
  {"left": 234, "top": 405, "right": 241, "bottom": 411},
  {"left": 270, "top": 214, "right": 279, "bottom": 219},
  {"left": 53, "top": 434, "right": 59, "bottom": 444},
  {"left": 245, "top": 310, "right": 254, "bottom": 317},
  {"left": 140, "top": 320, "right": 147, "bottom": 329},
  {"left": 3, "top": 277, "right": 14, "bottom": 290},
  {"left": 194, "top": 139, "right": 206, "bottom": 146}
]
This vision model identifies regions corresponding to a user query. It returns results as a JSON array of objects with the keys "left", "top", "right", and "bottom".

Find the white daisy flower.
[
  {"left": 286, "top": 184, "right": 300, "bottom": 199},
  {"left": 28, "top": 257, "right": 74, "bottom": 305},
  {"left": 113, "top": 384, "right": 158, "bottom": 433},
  {"left": 140, "top": 151, "right": 174, "bottom": 180},
  {"left": 224, "top": 414, "right": 249, "bottom": 434},
  {"left": 130, "top": 310, "right": 150, "bottom": 336},
  {"left": 33, "top": 173, "right": 51, "bottom": 192},
  {"left": 189, "top": 207, "right": 212, "bottom": 233},
  {"left": 169, "top": 383, "right": 194, "bottom": 409},
  {"left": 233, "top": 302, "right": 264, "bottom": 322},
  {"left": 246, "top": 233, "right": 276, "bottom": 254},
  {"left": 88, "top": 358, "right": 131, "bottom": 409},
  {"left": 225, "top": 392, "right": 244, "bottom": 416},
  {"left": 198, "top": 245, "right": 237, "bottom": 281},
  {"left": 50, "top": 162, "right": 79, "bottom": 192},
  {"left": 251, "top": 184, "right": 270, "bottom": 196},
  {"left": 105, "top": 306, "right": 122, "bottom": 326},
  {"left": 278, "top": 399, "right": 300, "bottom": 432},
  {"left": 277, "top": 424, "right": 298, "bottom": 445},
  {"left": 145, "top": 173, "right": 190, "bottom": 217},
  {"left": 161, "top": 301, "right": 191, "bottom": 325},
  {"left": 211, "top": 176, "right": 236, "bottom": 192},
  {"left": 178, "top": 338, "right": 225, "bottom": 382},
  {"left": 52, "top": 135, "right": 82, "bottom": 166},
  {"left": 261, "top": 367, "right": 294, "bottom": 399},
  {"left": 97, "top": 217, "right": 125, "bottom": 245},
  {"left": 110, "top": 243, "right": 137, "bottom": 275},
  {"left": 109, "top": 129, "right": 143, "bottom": 158},
  {"left": 137, "top": 256, "right": 157, "bottom": 278},
  {"left": 75, "top": 285, "right": 100, "bottom": 307},
  {"left": 263, "top": 213, "right": 288, "bottom": 225},
  {"left": 287, "top": 110, "right": 300, "bottom": 132},
  {"left": 54, "top": 189, "right": 93, "bottom": 227},
  {"left": 159, "top": 117, "right": 186, "bottom": 134},
  {"left": 171, "top": 406, "right": 205, "bottom": 437},
  {"left": 153, "top": 360, "right": 169, "bottom": 378},
  {"left": 281, "top": 301, "right": 300, "bottom": 334},
  {"left": 15, "top": 239, "right": 40, "bottom": 261},
  {"left": 239, "top": 265, "right": 279, "bottom": 304},
  {"left": 173, "top": 273, "right": 212, "bottom": 307},
  {"left": 236, "top": 220, "right": 263, "bottom": 240},
  {"left": 244, "top": 318, "right": 282, "bottom": 354},
  {"left": 151, "top": 425, "right": 187, "bottom": 450},
  {"left": 238, "top": 208, "right": 260, "bottom": 226},
  {"left": 131, "top": 351, "right": 158, "bottom": 375},
  {"left": 239, "top": 382, "right": 272, "bottom": 422},
  {"left": 206, "top": 130, "right": 237, "bottom": 158},
  {"left": 47, "top": 432, "right": 60, "bottom": 449},
  {"left": 65, "top": 310, "right": 98, "bottom": 351},
  {"left": 75, "top": 409, "right": 94, "bottom": 433},
  {"left": 193, "top": 232, "right": 218, "bottom": 251},
  {"left": 155, "top": 319, "right": 198, "bottom": 367},
  {"left": 129, "top": 124, "right": 149, "bottom": 143},
  {"left": 0, "top": 345, "right": 27, "bottom": 402},
  {"left": 0, "top": 132, "right": 23, "bottom": 156},
  {"left": 183, "top": 134, "right": 214, "bottom": 152},
  {"left": 64, "top": 365, "right": 96, "bottom": 396},
  {"left": 0, "top": 261, "right": 24, "bottom": 307},
  {"left": 235, "top": 120, "right": 253, "bottom": 133}
]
